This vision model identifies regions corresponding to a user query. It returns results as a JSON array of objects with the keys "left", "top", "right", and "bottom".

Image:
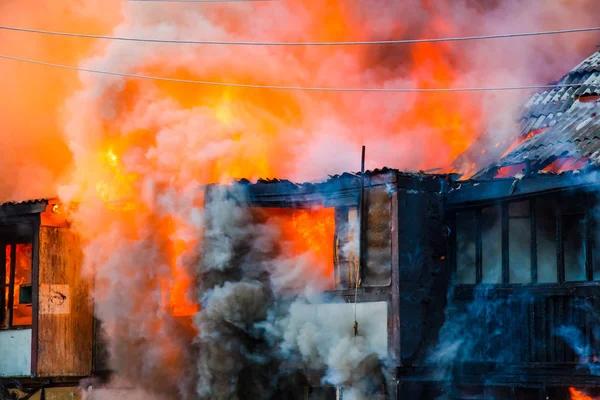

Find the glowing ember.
[{"left": 542, "top": 157, "right": 588, "bottom": 173}]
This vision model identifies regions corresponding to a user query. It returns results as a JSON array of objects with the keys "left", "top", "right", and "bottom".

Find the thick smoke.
[{"left": 194, "top": 185, "right": 387, "bottom": 398}]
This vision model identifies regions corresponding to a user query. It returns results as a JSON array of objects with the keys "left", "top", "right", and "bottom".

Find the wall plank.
[{"left": 37, "top": 227, "right": 92, "bottom": 377}]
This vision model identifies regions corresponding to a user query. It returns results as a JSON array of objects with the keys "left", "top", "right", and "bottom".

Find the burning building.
[{"left": 2, "top": 11, "right": 600, "bottom": 400}]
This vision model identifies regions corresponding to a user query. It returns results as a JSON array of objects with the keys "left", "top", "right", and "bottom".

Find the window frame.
[
  {"left": 333, "top": 205, "right": 360, "bottom": 289},
  {"left": 452, "top": 191, "right": 600, "bottom": 287},
  {"left": 0, "top": 229, "right": 34, "bottom": 330}
]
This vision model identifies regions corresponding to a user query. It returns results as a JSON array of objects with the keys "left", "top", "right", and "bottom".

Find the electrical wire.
[
  {"left": 128, "top": 0, "right": 272, "bottom": 2},
  {"left": 143, "top": 0, "right": 273, "bottom": 1},
  {"left": 1, "top": 53, "right": 598, "bottom": 93},
  {"left": 0, "top": 24, "right": 599, "bottom": 46}
]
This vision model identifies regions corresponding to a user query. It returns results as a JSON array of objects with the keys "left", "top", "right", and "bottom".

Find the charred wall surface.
[
  {"left": 436, "top": 182, "right": 600, "bottom": 398},
  {"left": 397, "top": 188, "right": 448, "bottom": 366}
]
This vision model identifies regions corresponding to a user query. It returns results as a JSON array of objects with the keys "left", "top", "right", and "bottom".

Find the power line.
[
  {"left": 128, "top": 0, "right": 273, "bottom": 2},
  {"left": 0, "top": 24, "right": 599, "bottom": 46},
  {"left": 1, "top": 53, "right": 598, "bottom": 93}
]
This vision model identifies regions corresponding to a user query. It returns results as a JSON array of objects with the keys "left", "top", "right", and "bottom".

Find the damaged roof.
[
  {"left": 500, "top": 101, "right": 600, "bottom": 167},
  {"left": 469, "top": 49, "right": 600, "bottom": 178},
  {"left": 519, "top": 51, "right": 600, "bottom": 134},
  {"left": 518, "top": 50, "right": 600, "bottom": 135},
  {"left": 234, "top": 168, "right": 454, "bottom": 207},
  {"left": 0, "top": 198, "right": 51, "bottom": 218}
]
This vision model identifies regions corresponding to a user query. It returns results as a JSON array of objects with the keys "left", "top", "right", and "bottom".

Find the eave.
[{"left": 446, "top": 169, "right": 600, "bottom": 208}]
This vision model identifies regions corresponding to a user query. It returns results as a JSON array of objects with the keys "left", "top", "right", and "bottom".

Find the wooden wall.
[
  {"left": 397, "top": 189, "right": 448, "bottom": 364},
  {"left": 363, "top": 186, "right": 392, "bottom": 286},
  {"left": 37, "top": 226, "right": 93, "bottom": 377}
]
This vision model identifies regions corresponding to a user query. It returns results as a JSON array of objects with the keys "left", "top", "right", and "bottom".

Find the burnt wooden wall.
[
  {"left": 363, "top": 186, "right": 393, "bottom": 286},
  {"left": 397, "top": 189, "right": 449, "bottom": 365},
  {"left": 37, "top": 226, "right": 93, "bottom": 377}
]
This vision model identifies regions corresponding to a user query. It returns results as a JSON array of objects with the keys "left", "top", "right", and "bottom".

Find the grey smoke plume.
[
  {"left": 195, "top": 185, "right": 388, "bottom": 399},
  {"left": 428, "top": 286, "right": 534, "bottom": 382}
]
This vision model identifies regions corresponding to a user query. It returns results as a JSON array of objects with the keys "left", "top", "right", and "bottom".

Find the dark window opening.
[
  {"left": 0, "top": 223, "right": 33, "bottom": 329},
  {"left": 536, "top": 198, "right": 558, "bottom": 283},
  {"left": 508, "top": 201, "right": 532, "bottom": 284},
  {"left": 481, "top": 206, "right": 502, "bottom": 284},
  {"left": 456, "top": 211, "right": 476, "bottom": 284},
  {"left": 563, "top": 213, "right": 587, "bottom": 282},
  {"left": 453, "top": 192, "right": 600, "bottom": 287}
]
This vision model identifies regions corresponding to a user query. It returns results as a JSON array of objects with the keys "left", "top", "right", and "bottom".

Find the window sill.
[{"left": 0, "top": 325, "right": 32, "bottom": 331}]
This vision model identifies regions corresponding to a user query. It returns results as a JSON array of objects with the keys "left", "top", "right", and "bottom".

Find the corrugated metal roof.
[
  {"left": 239, "top": 167, "right": 453, "bottom": 187},
  {"left": 498, "top": 101, "right": 600, "bottom": 166},
  {"left": 0, "top": 198, "right": 49, "bottom": 206}
]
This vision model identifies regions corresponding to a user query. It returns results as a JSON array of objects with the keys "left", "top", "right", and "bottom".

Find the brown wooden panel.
[
  {"left": 363, "top": 186, "right": 392, "bottom": 286},
  {"left": 37, "top": 227, "right": 92, "bottom": 377}
]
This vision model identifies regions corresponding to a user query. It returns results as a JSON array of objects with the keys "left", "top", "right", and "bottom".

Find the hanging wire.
[
  {"left": 0, "top": 24, "right": 599, "bottom": 46},
  {"left": 1, "top": 54, "right": 598, "bottom": 93},
  {"left": 128, "top": 0, "right": 273, "bottom": 2}
]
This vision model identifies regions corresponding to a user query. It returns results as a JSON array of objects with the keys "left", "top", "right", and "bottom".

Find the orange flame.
[
  {"left": 263, "top": 207, "right": 336, "bottom": 289},
  {"left": 95, "top": 148, "right": 137, "bottom": 211},
  {"left": 570, "top": 387, "right": 597, "bottom": 400}
]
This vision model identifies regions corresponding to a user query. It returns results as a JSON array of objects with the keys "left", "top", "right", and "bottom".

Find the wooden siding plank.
[{"left": 37, "top": 227, "right": 92, "bottom": 377}]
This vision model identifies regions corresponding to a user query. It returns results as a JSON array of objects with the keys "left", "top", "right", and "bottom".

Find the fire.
[
  {"left": 263, "top": 207, "right": 336, "bottom": 288},
  {"left": 570, "top": 387, "right": 597, "bottom": 400},
  {"left": 165, "top": 218, "right": 198, "bottom": 317},
  {"left": 95, "top": 148, "right": 137, "bottom": 211},
  {"left": 542, "top": 157, "right": 588, "bottom": 173},
  {"left": 398, "top": 12, "right": 481, "bottom": 170},
  {"left": 92, "top": 147, "right": 198, "bottom": 317},
  {"left": 3, "top": 0, "right": 598, "bottom": 396}
]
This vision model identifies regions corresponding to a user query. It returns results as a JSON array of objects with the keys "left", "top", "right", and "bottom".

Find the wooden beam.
[
  {"left": 31, "top": 214, "right": 40, "bottom": 376},
  {"left": 447, "top": 170, "right": 600, "bottom": 207}
]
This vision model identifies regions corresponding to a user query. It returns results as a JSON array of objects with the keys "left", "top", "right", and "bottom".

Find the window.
[
  {"left": 334, "top": 207, "right": 359, "bottom": 288},
  {"left": 592, "top": 207, "right": 600, "bottom": 281},
  {"left": 0, "top": 223, "right": 33, "bottom": 329},
  {"left": 453, "top": 192, "right": 599, "bottom": 286},
  {"left": 563, "top": 213, "right": 587, "bottom": 282},
  {"left": 536, "top": 198, "right": 558, "bottom": 283},
  {"left": 334, "top": 186, "right": 392, "bottom": 289},
  {"left": 508, "top": 201, "right": 532, "bottom": 284},
  {"left": 456, "top": 211, "right": 476, "bottom": 284},
  {"left": 481, "top": 206, "right": 502, "bottom": 284}
]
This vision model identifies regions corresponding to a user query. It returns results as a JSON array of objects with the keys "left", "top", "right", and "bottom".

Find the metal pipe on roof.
[
  {"left": 354, "top": 146, "right": 366, "bottom": 337},
  {"left": 359, "top": 145, "right": 366, "bottom": 280}
]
